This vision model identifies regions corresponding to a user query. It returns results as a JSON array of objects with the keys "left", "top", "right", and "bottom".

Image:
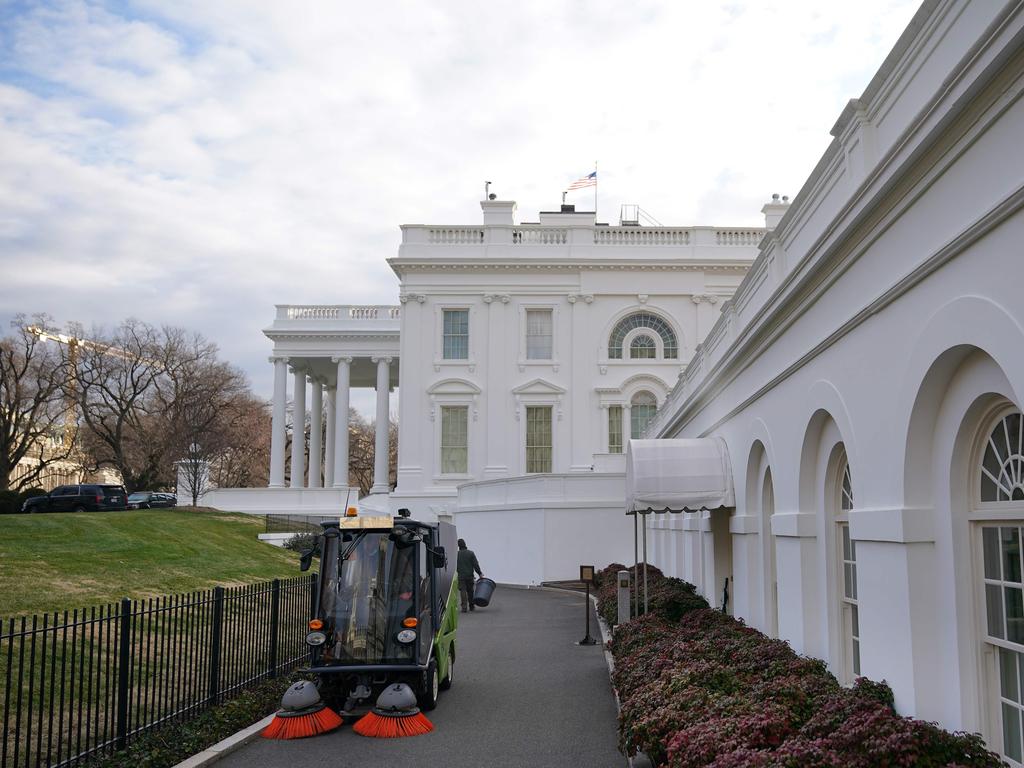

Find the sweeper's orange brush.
[
  {"left": 352, "top": 683, "right": 433, "bottom": 739},
  {"left": 262, "top": 680, "right": 343, "bottom": 740}
]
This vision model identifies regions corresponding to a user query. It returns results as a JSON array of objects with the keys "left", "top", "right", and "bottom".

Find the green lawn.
[{"left": 0, "top": 508, "right": 305, "bottom": 617}]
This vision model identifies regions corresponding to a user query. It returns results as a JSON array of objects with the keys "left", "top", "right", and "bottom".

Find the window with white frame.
[
  {"left": 439, "top": 406, "right": 468, "bottom": 474},
  {"left": 525, "top": 406, "right": 552, "bottom": 473},
  {"left": 442, "top": 309, "right": 469, "bottom": 360},
  {"left": 608, "top": 405, "right": 623, "bottom": 453},
  {"left": 630, "top": 391, "right": 657, "bottom": 438},
  {"left": 630, "top": 333, "right": 657, "bottom": 359},
  {"left": 836, "top": 460, "right": 860, "bottom": 682},
  {"left": 608, "top": 312, "right": 678, "bottom": 359},
  {"left": 978, "top": 410, "right": 1024, "bottom": 765},
  {"left": 525, "top": 309, "right": 553, "bottom": 360}
]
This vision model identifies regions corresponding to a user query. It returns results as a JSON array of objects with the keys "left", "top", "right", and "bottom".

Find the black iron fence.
[
  {"left": 1, "top": 574, "right": 316, "bottom": 768},
  {"left": 263, "top": 515, "right": 330, "bottom": 536}
]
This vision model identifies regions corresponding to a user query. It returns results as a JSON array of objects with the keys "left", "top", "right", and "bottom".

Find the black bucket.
[{"left": 473, "top": 577, "right": 496, "bottom": 607}]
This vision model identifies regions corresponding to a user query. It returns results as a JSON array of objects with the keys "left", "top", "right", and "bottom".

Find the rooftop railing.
[
  {"left": 277, "top": 305, "right": 401, "bottom": 321},
  {"left": 401, "top": 225, "right": 764, "bottom": 248}
]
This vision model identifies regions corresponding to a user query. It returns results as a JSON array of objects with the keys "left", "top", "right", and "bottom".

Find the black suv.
[{"left": 23, "top": 484, "right": 129, "bottom": 513}]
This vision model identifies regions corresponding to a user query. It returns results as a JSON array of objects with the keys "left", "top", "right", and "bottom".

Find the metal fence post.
[
  {"left": 208, "top": 587, "right": 225, "bottom": 705},
  {"left": 309, "top": 573, "right": 317, "bottom": 619},
  {"left": 268, "top": 580, "right": 280, "bottom": 678},
  {"left": 115, "top": 598, "right": 132, "bottom": 750}
]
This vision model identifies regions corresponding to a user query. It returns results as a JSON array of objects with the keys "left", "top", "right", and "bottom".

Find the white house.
[
  {"left": 209, "top": 198, "right": 770, "bottom": 578},
  {"left": 208, "top": 0, "right": 1024, "bottom": 756},
  {"left": 634, "top": 0, "right": 1024, "bottom": 762}
]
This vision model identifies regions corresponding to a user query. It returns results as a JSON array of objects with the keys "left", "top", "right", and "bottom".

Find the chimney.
[
  {"left": 761, "top": 193, "right": 790, "bottom": 230},
  {"left": 481, "top": 199, "right": 517, "bottom": 226}
]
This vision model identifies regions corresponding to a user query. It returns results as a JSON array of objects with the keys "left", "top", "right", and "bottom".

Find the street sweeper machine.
[{"left": 263, "top": 508, "right": 459, "bottom": 740}]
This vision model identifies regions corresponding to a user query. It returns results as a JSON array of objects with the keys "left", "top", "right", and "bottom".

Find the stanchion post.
[{"left": 578, "top": 565, "right": 596, "bottom": 646}]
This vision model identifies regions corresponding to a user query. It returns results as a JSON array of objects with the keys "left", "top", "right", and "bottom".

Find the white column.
[
  {"left": 332, "top": 356, "right": 352, "bottom": 488},
  {"left": 290, "top": 368, "right": 306, "bottom": 488},
  {"left": 268, "top": 356, "right": 288, "bottom": 487},
  {"left": 623, "top": 404, "right": 631, "bottom": 446},
  {"left": 308, "top": 379, "right": 323, "bottom": 488},
  {"left": 324, "top": 386, "right": 336, "bottom": 488},
  {"left": 371, "top": 356, "right": 392, "bottom": 494}
]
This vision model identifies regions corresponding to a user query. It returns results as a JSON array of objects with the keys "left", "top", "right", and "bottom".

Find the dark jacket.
[{"left": 457, "top": 548, "right": 482, "bottom": 580}]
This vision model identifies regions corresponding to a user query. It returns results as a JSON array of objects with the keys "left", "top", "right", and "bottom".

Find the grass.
[{"left": 0, "top": 508, "right": 305, "bottom": 617}]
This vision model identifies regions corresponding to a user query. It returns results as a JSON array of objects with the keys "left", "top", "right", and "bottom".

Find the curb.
[{"left": 171, "top": 713, "right": 275, "bottom": 768}]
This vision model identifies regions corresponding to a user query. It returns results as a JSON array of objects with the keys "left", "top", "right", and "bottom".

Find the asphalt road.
[{"left": 218, "top": 586, "right": 625, "bottom": 768}]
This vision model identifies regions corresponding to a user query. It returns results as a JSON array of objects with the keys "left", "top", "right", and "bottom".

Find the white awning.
[{"left": 625, "top": 438, "right": 735, "bottom": 513}]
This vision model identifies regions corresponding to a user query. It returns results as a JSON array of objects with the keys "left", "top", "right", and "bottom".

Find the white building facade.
[
  {"left": 638, "top": 0, "right": 1024, "bottom": 761},
  {"left": 390, "top": 203, "right": 766, "bottom": 583}
]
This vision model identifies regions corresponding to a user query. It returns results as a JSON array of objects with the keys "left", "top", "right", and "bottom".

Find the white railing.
[
  {"left": 594, "top": 228, "right": 691, "bottom": 245},
  {"left": 428, "top": 227, "right": 485, "bottom": 244},
  {"left": 513, "top": 227, "right": 567, "bottom": 244},
  {"left": 715, "top": 229, "right": 763, "bottom": 246},
  {"left": 286, "top": 306, "right": 339, "bottom": 320},
  {"left": 283, "top": 305, "right": 401, "bottom": 321}
]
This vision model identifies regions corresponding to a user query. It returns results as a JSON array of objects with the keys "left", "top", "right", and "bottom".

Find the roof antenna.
[
  {"left": 562, "top": 191, "right": 567, "bottom": 205},
  {"left": 484, "top": 180, "right": 492, "bottom": 199}
]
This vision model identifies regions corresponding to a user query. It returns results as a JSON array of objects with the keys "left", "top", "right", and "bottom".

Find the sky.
[{"left": 0, "top": 0, "right": 920, "bottom": 412}]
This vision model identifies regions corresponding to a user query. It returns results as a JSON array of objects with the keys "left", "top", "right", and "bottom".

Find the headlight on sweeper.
[
  {"left": 305, "top": 631, "right": 327, "bottom": 647},
  {"left": 396, "top": 629, "right": 417, "bottom": 644}
]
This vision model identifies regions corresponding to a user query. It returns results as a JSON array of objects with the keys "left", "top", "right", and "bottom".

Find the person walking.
[{"left": 456, "top": 538, "right": 483, "bottom": 613}]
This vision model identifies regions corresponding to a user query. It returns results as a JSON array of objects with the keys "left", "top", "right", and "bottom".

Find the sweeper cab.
[{"left": 294, "top": 508, "right": 458, "bottom": 718}]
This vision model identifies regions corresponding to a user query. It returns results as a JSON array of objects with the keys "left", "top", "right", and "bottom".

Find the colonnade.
[{"left": 267, "top": 355, "right": 393, "bottom": 493}]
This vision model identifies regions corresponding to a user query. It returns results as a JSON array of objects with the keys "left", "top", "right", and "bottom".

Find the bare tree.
[
  {"left": 0, "top": 315, "right": 75, "bottom": 491},
  {"left": 209, "top": 395, "right": 271, "bottom": 488},
  {"left": 345, "top": 409, "right": 398, "bottom": 496},
  {"left": 74, "top": 319, "right": 170, "bottom": 492}
]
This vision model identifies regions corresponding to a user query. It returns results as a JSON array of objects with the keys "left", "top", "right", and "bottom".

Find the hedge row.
[
  {"left": 595, "top": 562, "right": 709, "bottom": 626},
  {"left": 0, "top": 487, "right": 46, "bottom": 514},
  {"left": 595, "top": 564, "right": 1001, "bottom": 768}
]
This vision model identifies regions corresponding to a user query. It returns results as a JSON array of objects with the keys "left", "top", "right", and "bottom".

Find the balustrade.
[
  {"left": 512, "top": 227, "right": 568, "bottom": 244},
  {"left": 715, "top": 229, "right": 763, "bottom": 246},
  {"left": 427, "top": 227, "right": 485, "bottom": 244},
  {"left": 593, "top": 228, "right": 692, "bottom": 245}
]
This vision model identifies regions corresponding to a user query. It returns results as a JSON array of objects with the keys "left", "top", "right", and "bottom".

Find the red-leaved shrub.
[{"left": 598, "top": 563, "right": 1003, "bottom": 767}]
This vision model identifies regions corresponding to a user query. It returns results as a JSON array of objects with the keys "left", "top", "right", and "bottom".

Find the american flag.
[{"left": 566, "top": 171, "right": 597, "bottom": 191}]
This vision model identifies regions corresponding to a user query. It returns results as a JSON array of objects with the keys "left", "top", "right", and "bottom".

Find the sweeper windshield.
[{"left": 316, "top": 528, "right": 432, "bottom": 666}]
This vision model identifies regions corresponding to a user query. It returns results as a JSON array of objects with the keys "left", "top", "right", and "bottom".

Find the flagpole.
[{"left": 594, "top": 161, "right": 598, "bottom": 216}]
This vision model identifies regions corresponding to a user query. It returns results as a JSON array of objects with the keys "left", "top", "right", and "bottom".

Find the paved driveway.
[{"left": 218, "top": 586, "right": 624, "bottom": 768}]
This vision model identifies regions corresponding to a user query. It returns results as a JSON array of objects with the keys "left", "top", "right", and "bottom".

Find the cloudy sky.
[{"left": 0, "top": 0, "right": 919, "bottom": 410}]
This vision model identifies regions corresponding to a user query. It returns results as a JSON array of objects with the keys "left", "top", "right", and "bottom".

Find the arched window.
[
  {"left": 981, "top": 412, "right": 1024, "bottom": 502},
  {"left": 608, "top": 312, "right": 678, "bottom": 359},
  {"left": 629, "top": 333, "right": 657, "bottom": 359},
  {"left": 977, "top": 410, "right": 1024, "bottom": 764},
  {"left": 836, "top": 457, "right": 860, "bottom": 682},
  {"left": 630, "top": 391, "right": 657, "bottom": 438}
]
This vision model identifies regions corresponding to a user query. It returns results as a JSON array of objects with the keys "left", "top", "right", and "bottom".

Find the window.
[
  {"left": 630, "top": 392, "right": 657, "bottom": 438},
  {"left": 629, "top": 334, "right": 657, "bottom": 359},
  {"left": 978, "top": 410, "right": 1024, "bottom": 765},
  {"left": 837, "top": 461, "right": 860, "bottom": 680},
  {"left": 981, "top": 412, "right": 1024, "bottom": 501},
  {"left": 442, "top": 310, "right": 469, "bottom": 360},
  {"left": 984, "top": 525, "right": 1024, "bottom": 763},
  {"left": 525, "top": 406, "right": 552, "bottom": 473},
  {"left": 608, "top": 405, "right": 623, "bottom": 453},
  {"left": 608, "top": 312, "right": 678, "bottom": 359},
  {"left": 526, "top": 309, "right": 553, "bottom": 360},
  {"left": 440, "top": 406, "right": 468, "bottom": 474}
]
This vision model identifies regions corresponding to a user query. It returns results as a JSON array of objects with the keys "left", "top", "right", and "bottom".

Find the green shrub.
[
  {"left": 20, "top": 486, "right": 47, "bottom": 502},
  {"left": 283, "top": 532, "right": 318, "bottom": 553},
  {"left": 0, "top": 490, "right": 26, "bottom": 514}
]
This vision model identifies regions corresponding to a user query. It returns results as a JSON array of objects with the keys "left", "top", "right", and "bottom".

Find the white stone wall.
[{"left": 648, "top": 0, "right": 1024, "bottom": 753}]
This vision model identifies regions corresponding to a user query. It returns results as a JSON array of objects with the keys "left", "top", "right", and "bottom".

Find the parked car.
[
  {"left": 23, "top": 484, "right": 128, "bottom": 513},
  {"left": 127, "top": 491, "right": 177, "bottom": 509}
]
